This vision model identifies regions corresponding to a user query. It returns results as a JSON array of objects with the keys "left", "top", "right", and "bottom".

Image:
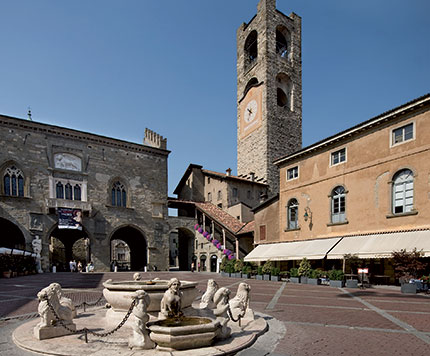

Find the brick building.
[{"left": 0, "top": 115, "right": 170, "bottom": 272}]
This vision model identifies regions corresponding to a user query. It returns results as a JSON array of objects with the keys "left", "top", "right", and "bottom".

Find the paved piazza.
[{"left": 1, "top": 272, "right": 429, "bottom": 355}]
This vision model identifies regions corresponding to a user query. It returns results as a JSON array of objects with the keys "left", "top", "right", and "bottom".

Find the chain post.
[{"left": 84, "top": 328, "right": 88, "bottom": 343}]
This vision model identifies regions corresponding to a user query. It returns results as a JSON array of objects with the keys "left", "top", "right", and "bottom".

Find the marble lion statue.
[
  {"left": 51, "top": 283, "right": 76, "bottom": 318},
  {"left": 160, "top": 278, "right": 183, "bottom": 319},
  {"left": 200, "top": 279, "right": 218, "bottom": 309},
  {"left": 228, "top": 282, "right": 252, "bottom": 321},
  {"left": 213, "top": 287, "right": 232, "bottom": 339},
  {"left": 36, "top": 283, "right": 74, "bottom": 328}
]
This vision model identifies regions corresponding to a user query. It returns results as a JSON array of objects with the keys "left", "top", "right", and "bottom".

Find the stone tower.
[{"left": 237, "top": 0, "right": 302, "bottom": 194}]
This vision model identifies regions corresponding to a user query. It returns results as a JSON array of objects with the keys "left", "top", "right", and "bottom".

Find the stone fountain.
[{"left": 13, "top": 276, "right": 269, "bottom": 355}]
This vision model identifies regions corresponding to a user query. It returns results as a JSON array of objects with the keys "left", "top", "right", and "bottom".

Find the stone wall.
[{"left": 0, "top": 114, "right": 170, "bottom": 271}]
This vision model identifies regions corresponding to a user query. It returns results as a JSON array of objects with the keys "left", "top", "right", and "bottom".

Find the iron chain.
[{"left": 43, "top": 295, "right": 136, "bottom": 342}]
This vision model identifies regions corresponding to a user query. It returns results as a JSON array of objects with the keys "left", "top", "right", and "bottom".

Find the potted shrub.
[
  {"left": 241, "top": 264, "right": 252, "bottom": 278},
  {"left": 270, "top": 266, "right": 281, "bottom": 281},
  {"left": 298, "top": 258, "right": 312, "bottom": 284},
  {"left": 256, "top": 266, "right": 264, "bottom": 280},
  {"left": 328, "top": 269, "right": 344, "bottom": 287},
  {"left": 233, "top": 259, "right": 244, "bottom": 278},
  {"left": 220, "top": 257, "right": 229, "bottom": 277},
  {"left": 307, "top": 269, "right": 322, "bottom": 285},
  {"left": 289, "top": 267, "right": 300, "bottom": 283},
  {"left": 392, "top": 248, "right": 425, "bottom": 294},
  {"left": 261, "top": 261, "right": 273, "bottom": 281}
]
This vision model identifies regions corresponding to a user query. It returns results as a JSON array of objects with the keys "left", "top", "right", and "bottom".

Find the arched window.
[
  {"left": 244, "top": 30, "right": 258, "bottom": 70},
  {"left": 56, "top": 182, "right": 64, "bottom": 199},
  {"left": 331, "top": 186, "right": 346, "bottom": 223},
  {"left": 65, "top": 183, "right": 73, "bottom": 200},
  {"left": 287, "top": 198, "right": 299, "bottom": 229},
  {"left": 276, "top": 26, "right": 289, "bottom": 58},
  {"left": 3, "top": 166, "right": 25, "bottom": 197},
  {"left": 392, "top": 169, "right": 414, "bottom": 214},
  {"left": 74, "top": 184, "right": 81, "bottom": 201},
  {"left": 276, "top": 73, "right": 293, "bottom": 109},
  {"left": 112, "top": 181, "right": 127, "bottom": 207}
]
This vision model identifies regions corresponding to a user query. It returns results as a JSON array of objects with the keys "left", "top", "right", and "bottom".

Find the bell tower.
[{"left": 237, "top": 0, "right": 302, "bottom": 194}]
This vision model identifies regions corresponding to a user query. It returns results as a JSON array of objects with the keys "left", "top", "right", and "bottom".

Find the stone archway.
[
  {"left": 177, "top": 227, "right": 194, "bottom": 271},
  {"left": 110, "top": 226, "right": 147, "bottom": 271},
  {"left": 49, "top": 226, "right": 89, "bottom": 272},
  {"left": 0, "top": 217, "right": 25, "bottom": 250}
]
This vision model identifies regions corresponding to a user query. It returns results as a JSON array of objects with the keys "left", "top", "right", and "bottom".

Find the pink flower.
[
  {"left": 216, "top": 243, "right": 221, "bottom": 249},
  {"left": 203, "top": 231, "right": 208, "bottom": 237},
  {"left": 198, "top": 228, "right": 203, "bottom": 233},
  {"left": 194, "top": 224, "right": 199, "bottom": 230}
]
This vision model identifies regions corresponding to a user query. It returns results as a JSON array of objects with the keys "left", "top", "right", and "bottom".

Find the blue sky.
[{"left": 1, "top": 0, "right": 429, "bottom": 196}]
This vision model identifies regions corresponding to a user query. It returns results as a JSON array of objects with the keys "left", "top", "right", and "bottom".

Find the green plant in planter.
[
  {"left": 220, "top": 256, "right": 228, "bottom": 272},
  {"left": 298, "top": 258, "right": 312, "bottom": 277},
  {"left": 257, "top": 266, "right": 263, "bottom": 275},
  {"left": 309, "top": 269, "right": 322, "bottom": 279},
  {"left": 289, "top": 267, "right": 299, "bottom": 277},
  {"left": 271, "top": 267, "right": 280, "bottom": 276},
  {"left": 262, "top": 260, "right": 274, "bottom": 275},
  {"left": 241, "top": 264, "right": 252, "bottom": 275},
  {"left": 391, "top": 248, "right": 425, "bottom": 283},
  {"left": 328, "top": 269, "right": 344, "bottom": 281},
  {"left": 234, "top": 259, "right": 244, "bottom": 273}
]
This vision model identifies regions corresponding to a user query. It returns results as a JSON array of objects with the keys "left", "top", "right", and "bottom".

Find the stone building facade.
[
  {"left": 237, "top": 0, "right": 302, "bottom": 194},
  {"left": 247, "top": 94, "right": 430, "bottom": 281},
  {"left": 0, "top": 115, "right": 170, "bottom": 272}
]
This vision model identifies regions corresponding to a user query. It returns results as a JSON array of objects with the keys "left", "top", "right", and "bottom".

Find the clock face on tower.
[
  {"left": 244, "top": 99, "right": 258, "bottom": 123},
  {"left": 240, "top": 86, "right": 262, "bottom": 138}
]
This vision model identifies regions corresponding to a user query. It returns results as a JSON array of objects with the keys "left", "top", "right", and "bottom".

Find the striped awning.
[{"left": 243, "top": 237, "right": 342, "bottom": 262}]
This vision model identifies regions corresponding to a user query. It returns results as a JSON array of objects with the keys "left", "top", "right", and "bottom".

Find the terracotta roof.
[
  {"left": 194, "top": 202, "right": 246, "bottom": 234},
  {"left": 237, "top": 221, "right": 255, "bottom": 235}
]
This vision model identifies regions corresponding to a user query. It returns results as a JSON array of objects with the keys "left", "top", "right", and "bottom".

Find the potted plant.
[
  {"left": 261, "top": 261, "right": 273, "bottom": 281},
  {"left": 328, "top": 269, "right": 344, "bottom": 287},
  {"left": 220, "top": 257, "right": 229, "bottom": 277},
  {"left": 307, "top": 269, "right": 322, "bottom": 285},
  {"left": 270, "top": 266, "right": 281, "bottom": 281},
  {"left": 298, "top": 258, "right": 312, "bottom": 284},
  {"left": 392, "top": 248, "right": 425, "bottom": 294},
  {"left": 256, "top": 266, "right": 264, "bottom": 280},
  {"left": 289, "top": 268, "right": 300, "bottom": 283},
  {"left": 241, "top": 263, "right": 252, "bottom": 278},
  {"left": 233, "top": 259, "right": 244, "bottom": 278}
]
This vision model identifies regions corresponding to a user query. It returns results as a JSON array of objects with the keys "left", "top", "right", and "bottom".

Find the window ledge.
[
  {"left": 0, "top": 194, "right": 32, "bottom": 201},
  {"left": 327, "top": 220, "right": 349, "bottom": 227},
  {"left": 284, "top": 227, "right": 300, "bottom": 232},
  {"left": 386, "top": 211, "right": 418, "bottom": 219},
  {"left": 105, "top": 205, "right": 135, "bottom": 211}
]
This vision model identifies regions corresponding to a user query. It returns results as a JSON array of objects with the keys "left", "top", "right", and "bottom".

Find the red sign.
[{"left": 358, "top": 268, "right": 369, "bottom": 274}]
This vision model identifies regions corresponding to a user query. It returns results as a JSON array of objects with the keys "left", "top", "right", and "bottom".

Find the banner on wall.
[{"left": 58, "top": 208, "right": 83, "bottom": 230}]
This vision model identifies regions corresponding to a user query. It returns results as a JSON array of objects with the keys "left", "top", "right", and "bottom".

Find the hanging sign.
[
  {"left": 58, "top": 208, "right": 83, "bottom": 230},
  {"left": 358, "top": 268, "right": 369, "bottom": 274}
]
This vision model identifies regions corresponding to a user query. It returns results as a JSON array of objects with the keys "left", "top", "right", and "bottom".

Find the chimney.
[
  {"left": 144, "top": 128, "right": 167, "bottom": 150},
  {"left": 226, "top": 168, "right": 232, "bottom": 176}
]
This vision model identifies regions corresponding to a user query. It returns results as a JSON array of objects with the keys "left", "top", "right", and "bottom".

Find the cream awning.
[
  {"left": 244, "top": 237, "right": 342, "bottom": 262},
  {"left": 326, "top": 230, "right": 430, "bottom": 259}
]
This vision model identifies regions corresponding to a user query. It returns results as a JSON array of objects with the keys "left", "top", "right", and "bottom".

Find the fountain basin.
[
  {"left": 147, "top": 317, "right": 220, "bottom": 350},
  {"left": 102, "top": 279, "right": 199, "bottom": 313}
]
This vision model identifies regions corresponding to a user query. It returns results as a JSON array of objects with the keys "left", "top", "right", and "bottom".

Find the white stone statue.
[
  {"left": 229, "top": 282, "right": 254, "bottom": 322},
  {"left": 213, "top": 287, "right": 231, "bottom": 339},
  {"left": 129, "top": 290, "right": 155, "bottom": 350},
  {"left": 32, "top": 235, "right": 43, "bottom": 274},
  {"left": 34, "top": 283, "right": 76, "bottom": 340},
  {"left": 200, "top": 279, "right": 218, "bottom": 309},
  {"left": 159, "top": 278, "right": 183, "bottom": 319},
  {"left": 133, "top": 272, "right": 142, "bottom": 281},
  {"left": 51, "top": 282, "right": 76, "bottom": 318}
]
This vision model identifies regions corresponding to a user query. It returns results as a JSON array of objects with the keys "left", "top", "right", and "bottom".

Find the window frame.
[
  {"left": 111, "top": 181, "right": 127, "bottom": 208},
  {"left": 330, "top": 147, "right": 347, "bottom": 167},
  {"left": 330, "top": 186, "right": 347, "bottom": 224},
  {"left": 3, "top": 165, "right": 25, "bottom": 197},
  {"left": 390, "top": 122, "right": 415, "bottom": 147},
  {"left": 286, "top": 166, "right": 299, "bottom": 181},
  {"left": 287, "top": 198, "right": 299, "bottom": 230},
  {"left": 391, "top": 169, "right": 414, "bottom": 215}
]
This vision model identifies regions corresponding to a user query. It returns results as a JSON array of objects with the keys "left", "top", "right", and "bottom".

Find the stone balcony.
[{"left": 46, "top": 198, "right": 92, "bottom": 213}]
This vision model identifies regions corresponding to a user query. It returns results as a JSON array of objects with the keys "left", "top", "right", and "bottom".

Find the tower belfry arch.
[{"left": 237, "top": 0, "right": 302, "bottom": 194}]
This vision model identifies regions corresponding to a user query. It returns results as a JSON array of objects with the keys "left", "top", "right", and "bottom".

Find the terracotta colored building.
[{"left": 246, "top": 94, "right": 430, "bottom": 282}]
